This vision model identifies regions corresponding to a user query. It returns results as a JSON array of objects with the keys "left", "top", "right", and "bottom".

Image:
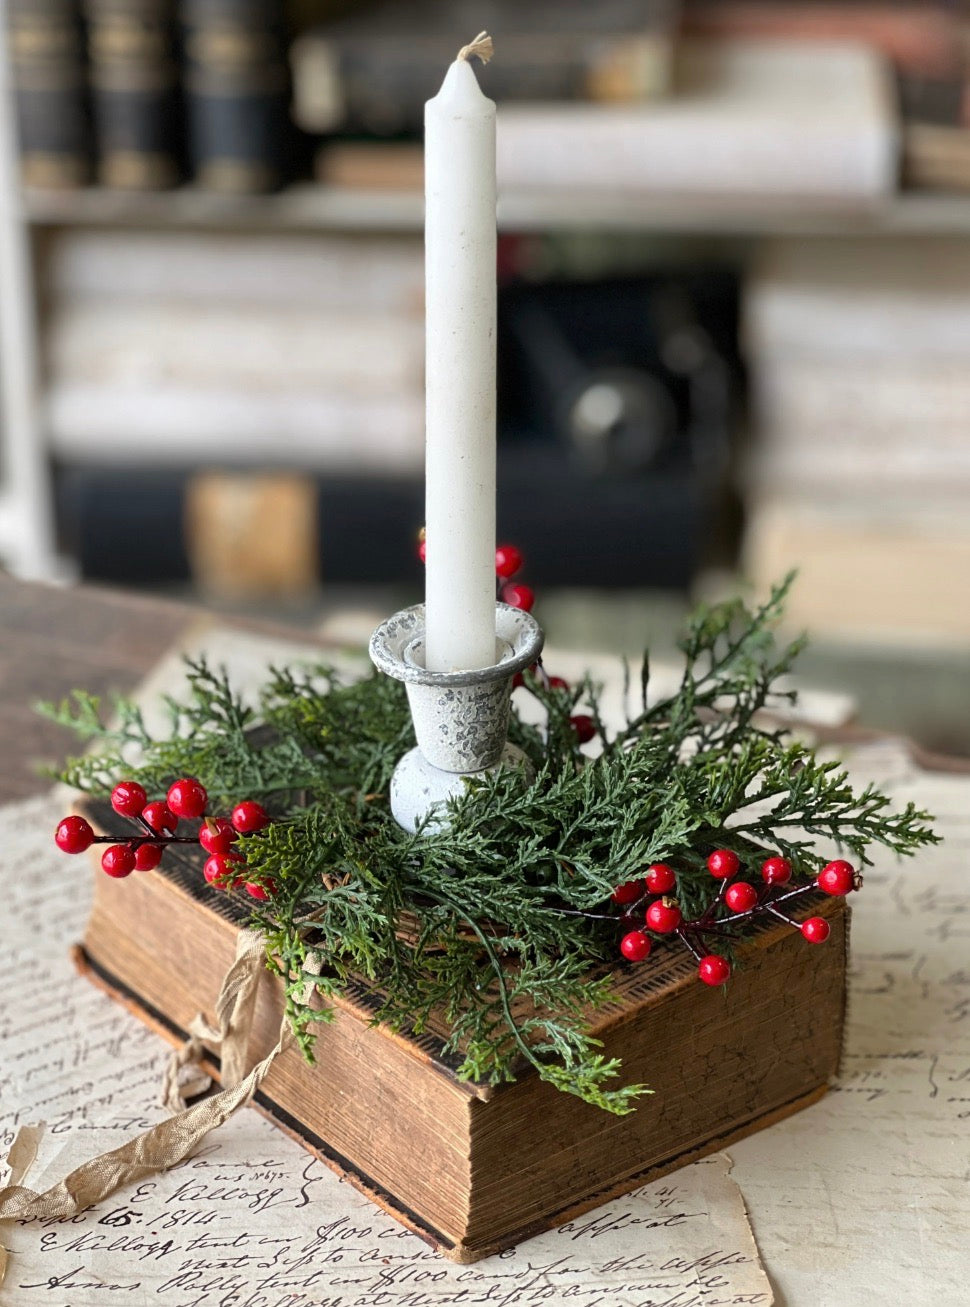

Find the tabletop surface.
[
  {"left": 0, "top": 576, "right": 332, "bottom": 803},
  {"left": 2, "top": 575, "right": 969, "bottom": 1305}
]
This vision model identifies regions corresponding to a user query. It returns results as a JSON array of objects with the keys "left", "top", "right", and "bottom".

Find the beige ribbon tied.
[
  {"left": 0, "top": 928, "right": 291, "bottom": 1284},
  {"left": 160, "top": 927, "right": 266, "bottom": 1112}
]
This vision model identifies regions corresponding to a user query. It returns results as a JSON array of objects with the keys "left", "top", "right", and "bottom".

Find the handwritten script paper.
[
  {"left": 2, "top": 625, "right": 968, "bottom": 1305},
  {"left": 727, "top": 742, "right": 970, "bottom": 1306},
  {"left": 0, "top": 794, "right": 771, "bottom": 1305}
]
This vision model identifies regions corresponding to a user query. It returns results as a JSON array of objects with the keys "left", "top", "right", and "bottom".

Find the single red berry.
[
  {"left": 102, "top": 844, "right": 135, "bottom": 878},
  {"left": 620, "top": 930, "right": 652, "bottom": 962},
  {"left": 570, "top": 714, "right": 597, "bottom": 744},
  {"left": 244, "top": 879, "right": 276, "bottom": 901},
  {"left": 707, "top": 849, "right": 740, "bottom": 879},
  {"left": 644, "top": 863, "right": 676, "bottom": 895},
  {"left": 204, "top": 852, "right": 244, "bottom": 888},
  {"left": 495, "top": 544, "right": 524, "bottom": 579},
  {"left": 817, "top": 860, "right": 857, "bottom": 896},
  {"left": 698, "top": 954, "right": 732, "bottom": 986},
  {"left": 548, "top": 675, "right": 570, "bottom": 691},
  {"left": 110, "top": 780, "right": 147, "bottom": 819},
  {"left": 142, "top": 800, "right": 177, "bottom": 834},
  {"left": 646, "top": 898, "right": 682, "bottom": 934},
  {"left": 501, "top": 582, "right": 535, "bottom": 612},
  {"left": 761, "top": 856, "right": 792, "bottom": 886},
  {"left": 231, "top": 800, "right": 269, "bottom": 834},
  {"left": 54, "top": 814, "right": 94, "bottom": 854},
  {"left": 801, "top": 916, "right": 831, "bottom": 944},
  {"left": 134, "top": 843, "right": 163, "bottom": 872},
  {"left": 199, "top": 817, "right": 237, "bottom": 855},
  {"left": 511, "top": 671, "right": 525, "bottom": 690},
  {"left": 725, "top": 881, "right": 759, "bottom": 913},
  {"left": 611, "top": 880, "right": 643, "bottom": 905},
  {"left": 418, "top": 539, "right": 427, "bottom": 563},
  {"left": 167, "top": 777, "right": 208, "bottom": 821}
]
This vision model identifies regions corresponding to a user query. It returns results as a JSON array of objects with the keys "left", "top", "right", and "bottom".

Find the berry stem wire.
[
  {"left": 92, "top": 833, "right": 198, "bottom": 845},
  {"left": 675, "top": 928, "right": 705, "bottom": 962}
]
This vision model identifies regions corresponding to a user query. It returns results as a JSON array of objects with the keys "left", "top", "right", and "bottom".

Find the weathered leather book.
[
  {"left": 78, "top": 811, "right": 848, "bottom": 1262},
  {"left": 182, "top": 0, "right": 291, "bottom": 192},
  {"left": 83, "top": 0, "right": 181, "bottom": 189},
  {"left": 7, "top": 0, "right": 90, "bottom": 188}
]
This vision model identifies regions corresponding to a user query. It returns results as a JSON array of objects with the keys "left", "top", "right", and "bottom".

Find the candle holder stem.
[{"left": 369, "top": 603, "right": 544, "bottom": 832}]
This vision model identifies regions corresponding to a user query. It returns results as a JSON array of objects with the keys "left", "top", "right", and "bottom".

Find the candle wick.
[{"left": 457, "top": 31, "right": 493, "bottom": 64}]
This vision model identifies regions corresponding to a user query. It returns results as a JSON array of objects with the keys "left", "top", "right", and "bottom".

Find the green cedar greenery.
[{"left": 41, "top": 577, "right": 938, "bottom": 1114}]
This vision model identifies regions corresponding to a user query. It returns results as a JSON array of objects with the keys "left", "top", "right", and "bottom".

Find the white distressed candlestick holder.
[{"left": 369, "top": 602, "right": 544, "bottom": 832}]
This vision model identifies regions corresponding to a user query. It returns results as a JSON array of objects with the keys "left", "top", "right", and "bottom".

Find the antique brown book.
[{"left": 78, "top": 822, "right": 847, "bottom": 1261}]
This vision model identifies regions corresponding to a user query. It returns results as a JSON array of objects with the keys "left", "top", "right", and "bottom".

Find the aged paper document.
[
  {"left": 728, "top": 741, "right": 970, "bottom": 1306},
  {"left": 3, "top": 630, "right": 967, "bottom": 1304},
  {"left": 1, "top": 795, "right": 771, "bottom": 1305}
]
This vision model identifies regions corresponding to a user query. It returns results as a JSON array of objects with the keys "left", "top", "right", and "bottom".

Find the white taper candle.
[{"left": 423, "top": 33, "right": 497, "bottom": 673}]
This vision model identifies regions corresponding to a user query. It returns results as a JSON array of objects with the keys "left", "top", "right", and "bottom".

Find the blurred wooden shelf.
[{"left": 23, "top": 181, "right": 970, "bottom": 236}]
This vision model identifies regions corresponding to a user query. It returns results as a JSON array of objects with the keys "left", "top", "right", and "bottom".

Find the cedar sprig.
[{"left": 42, "top": 578, "right": 938, "bottom": 1114}]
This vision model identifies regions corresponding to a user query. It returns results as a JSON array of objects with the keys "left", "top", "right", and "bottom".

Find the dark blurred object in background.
[
  {"left": 58, "top": 466, "right": 191, "bottom": 583},
  {"left": 7, "top": 0, "right": 91, "bottom": 187},
  {"left": 499, "top": 270, "right": 738, "bottom": 478},
  {"left": 495, "top": 269, "right": 740, "bottom": 587}
]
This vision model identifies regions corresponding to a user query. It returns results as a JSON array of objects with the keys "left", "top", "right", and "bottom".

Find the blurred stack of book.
[
  {"left": 294, "top": 0, "right": 681, "bottom": 139},
  {"left": 43, "top": 228, "right": 426, "bottom": 468},
  {"left": 8, "top": 0, "right": 682, "bottom": 193},
  {"left": 312, "top": 38, "right": 896, "bottom": 202},
  {"left": 7, "top": 0, "right": 294, "bottom": 191},
  {"left": 742, "top": 238, "right": 970, "bottom": 643},
  {"left": 47, "top": 240, "right": 738, "bottom": 593},
  {"left": 684, "top": 0, "right": 970, "bottom": 193},
  {"left": 495, "top": 39, "right": 895, "bottom": 201}
]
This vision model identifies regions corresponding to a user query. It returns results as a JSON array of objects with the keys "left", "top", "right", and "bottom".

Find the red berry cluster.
[
  {"left": 54, "top": 779, "right": 275, "bottom": 901},
  {"left": 611, "top": 852, "right": 861, "bottom": 988},
  {"left": 418, "top": 534, "right": 535, "bottom": 614},
  {"left": 419, "top": 536, "right": 595, "bottom": 748},
  {"left": 494, "top": 543, "right": 534, "bottom": 615},
  {"left": 514, "top": 659, "right": 597, "bottom": 746}
]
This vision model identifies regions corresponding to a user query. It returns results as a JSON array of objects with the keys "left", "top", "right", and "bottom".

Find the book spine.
[
  {"left": 182, "top": 0, "right": 291, "bottom": 193},
  {"left": 83, "top": 0, "right": 181, "bottom": 189},
  {"left": 7, "top": 0, "right": 90, "bottom": 188}
]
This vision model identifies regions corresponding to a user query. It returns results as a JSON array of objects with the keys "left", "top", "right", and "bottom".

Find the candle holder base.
[{"left": 390, "top": 741, "right": 533, "bottom": 834}]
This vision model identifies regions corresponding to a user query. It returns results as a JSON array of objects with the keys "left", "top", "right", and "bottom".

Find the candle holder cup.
[{"left": 369, "top": 602, "right": 544, "bottom": 832}]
